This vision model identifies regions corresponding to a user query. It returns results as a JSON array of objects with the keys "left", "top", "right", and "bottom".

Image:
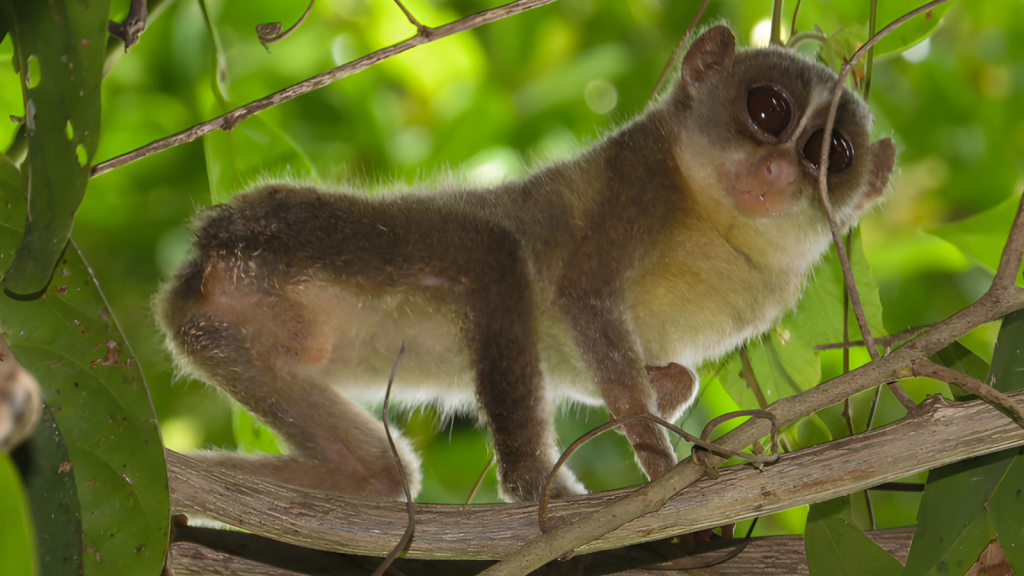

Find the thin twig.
[
  {"left": 790, "top": 0, "right": 803, "bottom": 35},
  {"left": 864, "top": 0, "right": 879, "bottom": 101},
  {"left": 647, "top": 0, "right": 711, "bottom": 104},
  {"left": 373, "top": 344, "right": 413, "bottom": 576},
  {"left": 466, "top": 455, "right": 494, "bottom": 504},
  {"left": 770, "top": 0, "right": 785, "bottom": 45},
  {"left": 91, "top": 0, "right": 560, "bottom": 178},
  {"left": 913, "top": 360, "right": 1024, "bottom": 429},
  {"left": 815, "top": 324, "right": 933, "bottom": 351},
  {"left": 643, "top": 518, "right": 758, "bottom": 571},
  {"left": 393, "top": 0, "right": 432, "bottom": 36},
  {"left": 739, "top": 346, "right": 768, "bottom": 410},
  {"left": 815, "top": 0, "right": 954, "bottom": 412},
  {"left": 786, "top": 31, "right": 827, "bottom": 48},
  {"left": 256, "top": 0, "right": 315, "bottom": 51},
  {"left": 108, "top": 0, "right": 148, "bottom": 52}
]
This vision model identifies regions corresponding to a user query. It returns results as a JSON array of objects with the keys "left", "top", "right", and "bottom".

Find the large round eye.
[
  {"left": 802, "top": 129, "right": 854, "bottom": 173},
  {"left": 747, "top": 86, "right": 792, "bottom": 137}
]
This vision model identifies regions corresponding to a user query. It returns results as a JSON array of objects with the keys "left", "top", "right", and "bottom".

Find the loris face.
[{"left": 671, "top": 27, "right": 895, "bottom": 232}]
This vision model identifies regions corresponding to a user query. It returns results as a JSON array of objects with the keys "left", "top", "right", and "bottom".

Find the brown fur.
[{"left": 156, "top": 26, "right": 895, "bottom": 502}]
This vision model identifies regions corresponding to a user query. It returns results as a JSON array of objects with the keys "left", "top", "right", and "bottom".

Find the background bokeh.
[{"left": 2, "top": 0, "right": 1022, "bottom": 537}]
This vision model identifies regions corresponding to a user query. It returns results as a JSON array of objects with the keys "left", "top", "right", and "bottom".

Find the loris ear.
[
  {"left": 678, "top": 26, "right": 736, "bottom": 97},
  {"left": 862, "top": 138, "right": 896, "bottom": 205}
]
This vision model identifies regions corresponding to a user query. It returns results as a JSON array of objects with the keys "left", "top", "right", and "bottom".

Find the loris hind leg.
[
  {"left": 158, "top": 261, "right": 421, "bottom": 499},
  {"left": 646, "top": 363, "right": 699, "bottom": 423}
]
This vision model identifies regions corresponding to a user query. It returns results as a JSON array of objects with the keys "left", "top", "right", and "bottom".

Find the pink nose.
[{"left": 757, "top": 157, "right": 796, "bottom": 193}]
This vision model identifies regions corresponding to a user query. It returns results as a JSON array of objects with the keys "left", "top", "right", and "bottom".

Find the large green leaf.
[
  {"left": 0, "top": 160, "right": 169, "bottom": 576},
  {"left": 904, "top": 308, "right": 1024, "bottom": 576},
  {"left": 14, "top": 407, "right": 82, "bottom": 576},
  {"left": 805, "top": 496, "right": 902, "bottom": 576},
  {"left": 903, "top": 451, "right": 1016, "bottom": 576},
  {"left": 926, "top": 194, "right": 1022, "bottom": 285},
  {"left": 794, "top": 1, "right": 951, "bottom": 60},
  {"left": 0, "top": 450, "right": 37, "bottom": 576},
  {"left": 872, "top": 2, "right": 952, "bottom": 59},
  {"left": 1, "top": 0, "right": 110, "bottom": 295}
]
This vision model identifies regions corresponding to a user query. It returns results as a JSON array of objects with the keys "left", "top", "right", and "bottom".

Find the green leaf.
[
  {"left": 231, "top": 401, "right": 283, "bottom": 455},
  {"left": 804, "top": 496, "right": 902, "bottom": 576},
  {"left": 15, "top": 407, "right": 81, "bottom": 576},
  {"left": 1, "top": 0, "right": 110, "bottom": 295},
  {"left": 926, "top": 194, "right": 1022, "bottom": 284},
  {"left": 988, "top": 310, "right": 1024, "bottom": 394},
  {"left": 0, "top": 165, "right": 169, "bottom": 576},
  {"left": 872, "top": 2, "right": 952, "bottom": 60},
  {"left": 929, "top": 341, "right": 989, "bottom": 400},
  {"left": 906, "top": 302, "right": 1024, "bottom": 575},
  {"left": 779, "top": 413, "right": 833, "bottom": 453},
  {"left": 0, "top": 450, "right": 38, "bottom": 576},
  {"left": 904, "top": 451, "right": 1014, "bottom": 576},
  {"left": 198, "top": 0, "right": 315, "bottom": 204}
]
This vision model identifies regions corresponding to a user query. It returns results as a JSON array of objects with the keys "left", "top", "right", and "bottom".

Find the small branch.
[
  {"left": 647, "top": 0, "right": 710, "bottom": 103},
  {"left": 393, "top": 0, "right": 432, "bottom": 37},
  {"left": 864, "top": 0, "right": 879, "bottom": 101},
  {"left": 991, "top": 189, "right": 1024, "bottom": 291},
  {"left": 815, "top": 324, "right": 932, "bottom": 351},
  {"left": 91, "top": 0, "right": 561, "bottom": 178},
  {"left": 108, "top": 0, "right": 148, "bottom": 52},
  {"left": 466, "top": 455, "right": 494, "bottom": 504},
  {"left": 786, "top": 31, "right": 827, "bottom": 48},
  {"left": 739, "top": 346, "right": 769, "bottom": 410},
  {"left": 770, "top": 0, "right": 785, "bottom": 45},
  {"left": 913, "top": 360, "right": 1024, "bottom": 429},
  {"left": 373, "top": 344, "right": 413, "bottom": 576},
  {"left": 256, "top": 0, "right": 315, "bottom": 52},
  {"left": 789, "top": 0, "right": 803, "bottom": 35}
]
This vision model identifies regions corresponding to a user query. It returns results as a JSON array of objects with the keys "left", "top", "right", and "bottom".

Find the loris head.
[{"left": 666, "top": 25, "right": 895, "bottom": 234}]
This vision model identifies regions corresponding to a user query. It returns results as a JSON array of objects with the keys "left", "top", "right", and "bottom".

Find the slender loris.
[{"left": 157, "top": 26, "right": 895, "bottom": 502}]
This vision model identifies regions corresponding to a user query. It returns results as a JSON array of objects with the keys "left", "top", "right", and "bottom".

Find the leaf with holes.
[
  {"left": 1, "top": 0, "right": 110, "bottom": 295},
  {"left": 805, "top": 496, "right": 902, "bottom": 576},
  {"left": 0, "top": 160, "right": 169, "bottom": 576}
]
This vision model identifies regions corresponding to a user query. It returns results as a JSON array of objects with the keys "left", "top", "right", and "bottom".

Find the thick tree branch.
[
  {"left": 169, "top": 527, "right": 916, "bottom": 576},
  {"left": 169, "top": 389, "right": 1024, "bottom": 560},
  {"left": 90, "top": 0, "right": 559, "bottom": 178}
]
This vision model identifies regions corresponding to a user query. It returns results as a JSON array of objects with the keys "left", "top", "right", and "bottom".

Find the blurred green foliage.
[{"left": 2, "top": 0, "right": 1023, "bottom": 545}]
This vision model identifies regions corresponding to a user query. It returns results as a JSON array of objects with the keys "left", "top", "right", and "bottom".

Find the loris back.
[{"left": 157, "top": 26, "right": 895, "bottom": 502}]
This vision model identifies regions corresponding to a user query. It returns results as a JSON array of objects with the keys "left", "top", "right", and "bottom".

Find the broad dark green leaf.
[
  {"left": 804, "top": 496, "right": 902, "bottom": 576},
  {"left": 14, "top": 407, "right": 81, "bottom": 576},
  {"left": 0, "top": 162, "right": 169, "bottom": 576},
  {"left": 905, "top": 308, "right": 1024, "bottom": 576},
  {"left": 904, "top": 451, "right": 1015, "bottom": 576},
  {"left": 0, "top": 450, "right": 37, "bottom": 576},
  {"left": 988, "top": 310, "right": 1024, "bottom": 394},
  {"left": 1, "top": 0, "right": 110, "bottom": 295}
]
